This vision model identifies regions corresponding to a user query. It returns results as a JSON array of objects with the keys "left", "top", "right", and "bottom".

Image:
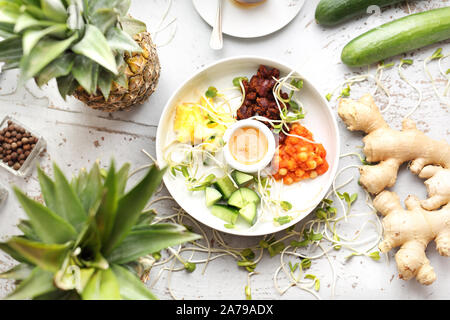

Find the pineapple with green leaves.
[
  {"left": 0, "top": 0, "right": 160, "bottom": 112},
  {"left": 0, "top": 161, "right": 200, "bottom": 300}
]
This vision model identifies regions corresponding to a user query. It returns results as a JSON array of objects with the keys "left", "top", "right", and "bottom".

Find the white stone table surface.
[{"left": 0, "top": 0, "right": 449, "bottom": 300}]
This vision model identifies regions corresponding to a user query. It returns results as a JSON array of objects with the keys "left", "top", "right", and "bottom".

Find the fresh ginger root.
[
  {"left": 373, "top": 191, "right": 450, "bottom": 285},
  {"left": 338, "top": 94, "right": 450, "bottom": 195},
  {"left": 338, "top": 94, "right": 450, "bottom": 285}
]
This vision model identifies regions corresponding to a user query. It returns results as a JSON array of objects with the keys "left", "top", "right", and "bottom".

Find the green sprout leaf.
[
  {"left": 369, "top": 251, "right": 381, "bottom": 261},
  {"left": 301, "top": 258, "right": 311, "bottom": 270},
  {"left": 184, "top": 262, "right": 196, "bottom": 273},
  {"left": 267, "top": 242, "right": 285, "bottom": 257},
  {"left": 340, "top": 85, "right": 351, "bottom": 97},
  {"left": 205, "top": 86, "right": 218, "bottom": 98},
  {"left": 233, "top": 76, "right": 248, "bottom": 87},
  {"left": 430, "top": 48, "right": 443, "bottom": 60},
  {"left": 325, "top": 93, "right": 332, "bottom": 101},
  {"left": 400, "top": 59, "right": 413, "bottom": 66},
  {"left": 280, "top": 201, "right": 292, "bottom": 211},
  {"left": 245, "top": 285, "right": 252, "bottom": 300},
  {"left": 290, "top": 79, "right": 303, "bottom": 90}
]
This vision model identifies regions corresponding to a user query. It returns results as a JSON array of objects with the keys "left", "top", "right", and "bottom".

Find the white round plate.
[
  {"left": 192, "top": 0, "right": 305, "bottom": 38},
  {"left": 156, "top": 56, "right": 340, "bottom": 236}
]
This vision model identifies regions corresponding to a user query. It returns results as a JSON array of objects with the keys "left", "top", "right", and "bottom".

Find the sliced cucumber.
[
  {"left": 231, "top": 170, "right": 254, "bottom": 187},
  {"left": 210, "top": 205, "right": 239, "bottom": 224},
  {"left": 228, "top": 188, "right": 260, "bottom": 209},
  {"left": 214, "top": 175, "right": 238, "bottom": 200},
  {"left": 239, "top": 202, "right": 257, "bottom": 226},
  {"left": 205, "top": 187, "right": 222, "bottom": 207}
]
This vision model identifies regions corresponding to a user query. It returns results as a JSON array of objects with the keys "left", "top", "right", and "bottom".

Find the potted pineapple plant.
[
  {"left": 0, "top": 161, "right": 200, "bottom": 299},
  {"left": 0, "top": 0, "right": 160, "bottom": 112}
]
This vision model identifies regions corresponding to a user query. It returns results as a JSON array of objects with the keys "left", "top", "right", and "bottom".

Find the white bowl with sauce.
[
  {"left": 223, "top": 119, "right": 276, "bottom": 173},
  {"left": 156, "top": 56, "right": 340, "bottom": 236}
]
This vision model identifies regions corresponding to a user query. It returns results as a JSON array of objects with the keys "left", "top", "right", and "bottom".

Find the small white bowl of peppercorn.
[{"left": 0, "top": 116, "right": 46, "bottom": 177}]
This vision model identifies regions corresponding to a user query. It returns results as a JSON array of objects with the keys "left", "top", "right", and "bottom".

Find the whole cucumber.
[
  {"left": 341, "top": 7, "right": 450, "bottom": 67},
  {"left": 315, "top": 0, "right": 408, "bottom": 26}
]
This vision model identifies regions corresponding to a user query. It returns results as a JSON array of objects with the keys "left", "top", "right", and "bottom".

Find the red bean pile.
[{"left": 0, "top": 120, "right": 38, "bottom": 171}]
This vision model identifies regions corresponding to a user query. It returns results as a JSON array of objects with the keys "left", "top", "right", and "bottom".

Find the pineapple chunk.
[{"left": 173, "top": 102, "right": 232, "bottom": 149}]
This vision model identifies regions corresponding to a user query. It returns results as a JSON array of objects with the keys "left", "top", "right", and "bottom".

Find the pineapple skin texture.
[{"left": 74, "top": 32, "right": 160, "bottom": 112}]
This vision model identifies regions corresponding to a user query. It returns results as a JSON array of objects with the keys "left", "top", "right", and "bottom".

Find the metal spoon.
[{"left": 209, "top": 0, "right": 223, "bottom": 50}]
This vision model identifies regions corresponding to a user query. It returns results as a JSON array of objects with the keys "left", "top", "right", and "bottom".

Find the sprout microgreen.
[
  {"left": 340, "top": 85, "right": 351, "bottom": 98},
  {"left": 430, "top": 48, "right": 443, "bottom": 60},
  {"left": 325, "top": 93, "right": 332, "bottom": 101},
  {"left": 233, "top": 76, "right": 248, "bottom": 87},
  {"left": 205, "top": 86, "right": 218, "bottom": 98},
  {"left": 241, "top": 248, "right": 255, "bottom": 260},
  {"left": 369, "top": 251, "right": 381, "bottom": 261},
  {"left": 280, "top": 201, "right": 293, "bottom": 211},
  {"left": 184, "top": 262, "right": 196, "bottom": 273},
  {"left": 400, "top": 59, "right": 414, "bottom": 66},
  {"left": 291, "top": 79, "right": 303, "bottom": 90},
  {"left": 301, "top": 258, "right": 311, "bottom": 269},
  {"left": 274, "top": 216, "right": 293, "bottom": 225},
  {"left": 290, "top": 239, "right": 309, "bottom": 247},
  {"left": 337, "top": 192, "right": 358, "bottom": 210},
  {"left": 288, "top": 261, "right": 299, "bottom": 273},
  {"left": 245, "top": 285, "right": 252, "bottom": 300},
  {"left": 152, "top": 251, "right": 162, "bottom": 261},
  {"left": 304, "top": 274, "right": 320, "bottom": 291},
  {"left": 267, "top": 242, "right": 285, "bottom": 257},
  {"left": 315, "top": 208, "right": 328, "bottom": 220}
]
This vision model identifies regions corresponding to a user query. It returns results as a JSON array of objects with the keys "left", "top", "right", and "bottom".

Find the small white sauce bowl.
[{"left": 223, "top": 119, "right": 276, "bottom": 173}]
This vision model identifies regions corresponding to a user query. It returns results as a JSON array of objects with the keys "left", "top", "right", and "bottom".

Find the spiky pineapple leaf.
[
  {"left": 107, "top": 224, "right": 201, "bottom": 264},
  {"left": 23, "top": 4, "right": 47, "bottom": 21},
  {"left": 72, "top": 55, "right": 99, "bottom": 94},
  {"left": 5, "top": 268, "right": 55, "bottom": 300},
  {"left": 90, "top": 8, "right": 118, "bottom": 34},
  {"left": 0, "top": 36, "right": 22, "bottom": 61},
  {"left": 0, "top": 1, "right": 20, "bottom": 24},
  {"left": 119, "top": 15, "right": 146, "bottom": 37},
  {"left": 14, "top": 13, "right": 55, "bottom": 33},
  {"left": 13, "top": 187, "right": 77, "bottom": 243},
  {"left": 88, "top": 0, "right": 130, "bottom": 16},
  {"left": 106, "top": 27, "right": 142, "bottom": 53},
  {"left": 134, "top": 209, "right": 157, "bottom": 227},
  {"left": 52, "top": 163, "right": 87, "bottom": 231},
  {"left": 111, "top": 264, "right": 156, "bottom": 300},
  {"left": 56, "top": 74, "right": 77, "bottom": 98},
  {"left": 81, "top": 268, "right": 121, "bottom": 300},
  {"left": 76, "top": 162, "right": 103, "bottom": 214},
  {"left": 102, "top": 165, "right": 166, "bottom": 255},
  {"left": 96, "top": 161, "right": 118, "bottom": 247},
  {"left": 19, "top": 33, "right": 78, "bottom": 82},
  {"left": 116, "top": 162, "right": 130, "bottom": 196},
  {"left": 17, "top": 219, "right": 40, "bottom": 241},
  {"left": 40, "top": 0, "right": 67, "bottom": 23},
  {"left": 0, "top": 242, "right": 31, "bottom": 264},
  {"left": 0, "top": 21, "right": 14, "bottom": 38},
  {"left": 22, "top": 23, "right": 67, "bottom": 55},
  {"left": 35, "top": 53, "right": 74, "bottom": 87},
  {"left": 0, "top": 264, "right": 33, "bottom": 280},
  {"left": 66, "top": 1, "right": 84, "bottom": 31},
  {"left": 71, "top": 24, "right": 117, "bottom": 74},
  {"left": 97, "top": 68, "right": 114, "bottom": 100},
  {"left": 34, "top": 290, "right": 80, "bottom": 300},
  {"left": 4, "top": 237, "right": 72, "bottom": 272}
]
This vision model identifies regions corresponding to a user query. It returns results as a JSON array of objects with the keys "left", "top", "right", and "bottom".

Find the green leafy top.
[
  {"left": 0, "top": 161, "right": 201, "bottom": 300},
  {"left": 0, "top": 0, "right": 146, "bottom": 100}
]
